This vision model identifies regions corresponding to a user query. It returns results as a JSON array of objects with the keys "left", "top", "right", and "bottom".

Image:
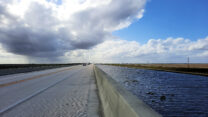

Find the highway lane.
[
  {"left": 0, "top": 66, "right": 78, "bottom": 86},
  {"left": 0, "top": 65, "right": 100, "bottom": 117}
]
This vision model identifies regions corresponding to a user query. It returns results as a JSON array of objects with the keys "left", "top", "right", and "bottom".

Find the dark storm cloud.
[
  {"left": 0, "top": 0, "right": 146, "bottom": 60},
  {"left": 0, "top": 27, "right": 65, "bottom": 57}
]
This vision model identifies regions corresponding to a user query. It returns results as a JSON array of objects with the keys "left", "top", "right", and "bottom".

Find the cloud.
[
  {"left": 65, "top": 37, "right": 208, "bottom": 63},
  {"left": 0, "top": 0, "right": 146, "bottom": 60},
  {"left": 0, "top": 43, "right": 28, "bottom": 63}
]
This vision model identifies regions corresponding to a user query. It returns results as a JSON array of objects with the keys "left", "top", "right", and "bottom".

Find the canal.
[{"left": 97, "top": 65, "right": 208, "bottom": 117}]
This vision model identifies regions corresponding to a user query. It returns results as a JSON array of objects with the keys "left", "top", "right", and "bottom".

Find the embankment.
[
  {"left": 0, "top": 64, "right": 81, "bottom": 76},
  {"left": 93, "top": 65, "right": 162, "bottom": 117}
]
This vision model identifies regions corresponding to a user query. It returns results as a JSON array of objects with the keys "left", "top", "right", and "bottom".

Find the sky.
[
  {"left": 113, "top": 0, "right": 208, "bottom": 43},
  {"left": 0, "top": 0, "right": 208, "bottom": 63}
]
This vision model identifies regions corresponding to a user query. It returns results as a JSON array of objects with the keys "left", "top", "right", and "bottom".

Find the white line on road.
[{"left": 0, "top": 69, "right": 80, "bottom": 115}]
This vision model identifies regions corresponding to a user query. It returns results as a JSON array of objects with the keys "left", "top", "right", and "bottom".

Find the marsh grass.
[{"left": 104, "top": 64, "right": 208, "bottom": 76}]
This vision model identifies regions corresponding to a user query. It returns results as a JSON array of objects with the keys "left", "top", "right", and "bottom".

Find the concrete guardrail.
[{"left": 93, "top": 65, "right": 162, "bottom": 117}]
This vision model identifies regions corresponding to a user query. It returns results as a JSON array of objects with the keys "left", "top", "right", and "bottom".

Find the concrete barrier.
[{"left": 93, "top": 65, "right": 162, "bottom": 117}]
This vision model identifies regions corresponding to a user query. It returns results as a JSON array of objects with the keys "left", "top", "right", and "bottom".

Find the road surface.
[{"left": 0, "top": 65, "right": 100, "bottom": 117}]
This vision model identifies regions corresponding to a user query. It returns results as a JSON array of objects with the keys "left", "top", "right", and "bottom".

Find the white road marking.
[{"left": 0, "top": 69, "right": 80, "bottom": 115}]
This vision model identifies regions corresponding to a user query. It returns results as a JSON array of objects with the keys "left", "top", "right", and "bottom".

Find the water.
[{"left": 97, "top": 65, "right": 208, "bottom": 117}]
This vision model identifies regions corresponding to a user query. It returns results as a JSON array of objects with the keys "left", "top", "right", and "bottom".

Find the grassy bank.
[
  {"left": 104, "top": 64, "right": 208, "bottom": 76},
  {"left": 0, "top": 63, "right": 81, "bottom": 76}
]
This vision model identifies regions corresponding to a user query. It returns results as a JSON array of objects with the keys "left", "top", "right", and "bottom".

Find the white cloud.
[
  {"left": 188, "top": 37, "right": 208, "bottom": 50},
  {"left": 65, "top": 37, "right": 208, "bottom": 63}
]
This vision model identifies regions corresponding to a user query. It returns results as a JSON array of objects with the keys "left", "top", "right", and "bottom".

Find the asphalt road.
[{"left": 0, "top": 65, "right": 100, "bottom": 117}]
